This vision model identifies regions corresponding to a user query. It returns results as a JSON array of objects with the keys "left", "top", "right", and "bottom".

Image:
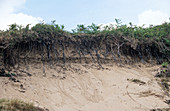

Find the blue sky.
[{"left": 0, "top": 0, "right": 170, "bottom": 30}]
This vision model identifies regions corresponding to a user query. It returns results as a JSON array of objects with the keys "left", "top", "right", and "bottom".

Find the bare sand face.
[{"left": 0, "top": 63, "right": 169, "bottom": 111}]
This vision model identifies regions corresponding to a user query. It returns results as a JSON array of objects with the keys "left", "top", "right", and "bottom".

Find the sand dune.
[{"left": 0, "top": 63, "right": 169, "bottom": 111}]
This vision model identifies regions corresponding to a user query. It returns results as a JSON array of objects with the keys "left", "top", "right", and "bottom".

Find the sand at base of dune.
[{"left": 0, "top": 63, "right": 169, "bottom": 111}]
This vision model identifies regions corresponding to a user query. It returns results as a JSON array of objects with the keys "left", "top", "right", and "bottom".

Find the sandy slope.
[{"left": 0, "top": 63, "right": 169, "bottom": 111}]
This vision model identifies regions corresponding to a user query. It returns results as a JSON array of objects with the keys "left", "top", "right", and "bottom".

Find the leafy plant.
[{"left": 162, "top": 62, "right": 169, "bottom": 68}]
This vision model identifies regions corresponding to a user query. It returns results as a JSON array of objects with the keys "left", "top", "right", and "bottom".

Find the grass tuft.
[{"left": 0, "top": 99, "right": 45, "bottom": 111}]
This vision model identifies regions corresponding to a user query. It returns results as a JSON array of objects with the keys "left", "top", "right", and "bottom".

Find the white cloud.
[
  {"left": 138, "top": 10, "right": 169, "bottom": 26},
  {"left": 0, "top": 0, "right": 43, "bottom": 30}
]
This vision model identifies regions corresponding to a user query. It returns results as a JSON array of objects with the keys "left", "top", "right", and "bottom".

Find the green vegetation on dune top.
[{"left": 0, "top": 19, "right": 170, "bottom": 38}]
